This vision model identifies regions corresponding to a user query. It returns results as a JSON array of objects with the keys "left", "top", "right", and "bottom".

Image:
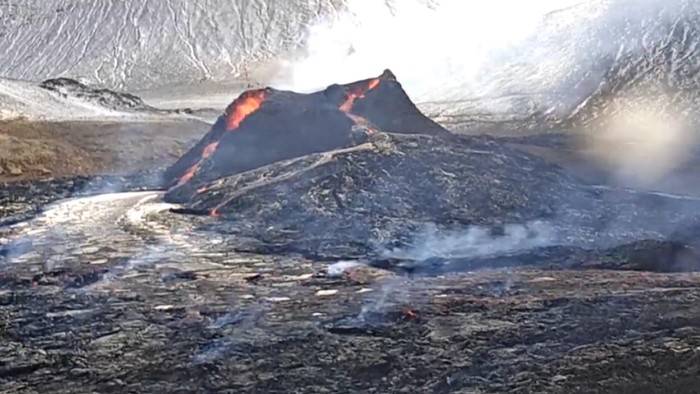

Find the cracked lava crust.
[{"left": 2, "top": 70, "right": 700, "bottom": 393}]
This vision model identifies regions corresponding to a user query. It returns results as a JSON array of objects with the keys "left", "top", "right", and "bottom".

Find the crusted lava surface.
[
  {"left": 163, "top": 71, "right": 700, "bottom": 274},
  {"left": 175, "top": 131, "right": 700, "bottom": 272},
  {"left": 4, "top": 72, "right": 700, "bottom": 393},
  {"left": 163, "top": 69, "right": 449, "bottom": 203},
  {"left": 2, "top": 138, "right": 700, "bottom": 393}
]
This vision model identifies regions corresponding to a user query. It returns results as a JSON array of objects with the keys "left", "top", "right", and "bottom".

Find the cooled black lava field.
[{"left": 2, "top": 71, "right": 700, "bottom": 394}]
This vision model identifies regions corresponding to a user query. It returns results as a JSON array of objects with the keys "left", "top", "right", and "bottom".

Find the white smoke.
[
  {"left": 351, "top": 222, "right": 553, "bottom": 320},
  {"left": 577, "top": 100, "right": 698, "bottom": 187},
  {"left": 326, "top": 260, "right": 363, "bottom": 277},
  {"left": 269, "top": 0, "right": 697, "bottom": 189},
  {"left": 270, "top": 0, "right": 587, "bottom": 102},
  {"left": 381, "top": 221, "right": 557, "bottom": 261}
]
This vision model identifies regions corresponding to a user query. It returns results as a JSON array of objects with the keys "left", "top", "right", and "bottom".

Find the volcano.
[
  {"left": 164, "top": 70, "right": 700, "bottom": 267},
  {"left": 163, "top": 128, "right": 700, "bottom": 275},
  {"left": 163, "top": 70, "right": 450, "bottom": 203}
]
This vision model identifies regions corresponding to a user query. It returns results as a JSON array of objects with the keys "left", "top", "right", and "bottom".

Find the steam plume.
[
  {"left": 577, "top": 99, "right": 697, "bottom": 187},
  {"left": 270, "top": 0, "right": 586, "bottom": 101}
]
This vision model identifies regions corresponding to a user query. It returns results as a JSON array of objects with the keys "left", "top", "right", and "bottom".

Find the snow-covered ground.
[
  {"left": 0, "top": 77, "right": 137, "bottom": 121},
  {"left": 0, "top": 0, "right": 335, "bottom": 121},
  {"left": 1, "top": 0, "right": 699, "bottom": 125},
  {"left": 0, "top": 0, "right": 343, "bottom": 91}
]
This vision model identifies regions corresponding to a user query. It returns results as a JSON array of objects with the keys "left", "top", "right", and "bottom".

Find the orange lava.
[
  {"left": 339, "top": 78, "right": 381, "bottom": 113},
  {"left": 404, "top": 308, "right": 417, "bottom": 319},
  {"left": 202, "top": 142, "right": 219, "bottom": 158},
  {"left": 175, "top": 143, "right": 217, "bottom": 187},
  {"left": 174, "top": 91, "right": 268, "bottom": 188},
  {"left": 225, "top": 90, "right": 269, "bottom": 130},
  {"left": 209, "top": 208, "right": 220, "bottom": 218},
  {"left": 176, "top": 164, "right": 198, "bottom": 186},
  {"left": 346, "top": 113, "right": 378, "bottom": 134},
  {"left": 174, "top": 76, "right": 382, "bottom": 192},
  {"left": 367, "top": 78, "right": 380, "bottom": 90}
]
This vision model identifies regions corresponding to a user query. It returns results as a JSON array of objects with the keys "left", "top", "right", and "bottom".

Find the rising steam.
[
  {"left": 269, "top": 0, "right": 587, "bottom": 102},
  {"left": 381, "top": 221, "right": 557, "bottom": 262},
  {"left": 269, "top": 0, "right": 698, "bottom": 190},
  {"left": 577, "top": 99, "right": 697, "bottom": 187}
]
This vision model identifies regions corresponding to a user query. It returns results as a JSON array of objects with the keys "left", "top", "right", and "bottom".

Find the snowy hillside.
[
  {"left": 0, "top": 77, "right": 132, "bottom": 120},
  {"left": 0, "top": 77, "right": 203, "bottom": 121},
  {"left": 0, "top": 0, "right": 343, "bottom": 91},
  {"left": 2, "top": 0, "right": 700, "bottom": 131}
]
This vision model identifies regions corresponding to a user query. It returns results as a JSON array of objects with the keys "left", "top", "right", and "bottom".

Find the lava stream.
[
  {"left": 174, "top": 90, "right": 269, "bottom": 187},
  {"left": 225, "top": 90, "right": 269, "bottom": 130},
  {"left": 339, "top": 78, "right": 380, "bottom": 112}
]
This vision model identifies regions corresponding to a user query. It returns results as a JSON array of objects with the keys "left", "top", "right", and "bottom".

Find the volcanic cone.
[{"left": 163, "top": 69, "right": 450, "bottom": 203}]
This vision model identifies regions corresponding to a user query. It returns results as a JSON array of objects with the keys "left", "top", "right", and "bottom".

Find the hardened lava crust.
[{"left": 3, "top": 73, "right": 700, "bottom": 393}]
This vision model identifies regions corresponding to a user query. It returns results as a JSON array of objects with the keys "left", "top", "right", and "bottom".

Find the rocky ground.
[
  {"left": 2, "top": 120, "right": 700, "bottom": 393},
  {"left": 0, "top": 119, "right": 209, "bottom": 181}
]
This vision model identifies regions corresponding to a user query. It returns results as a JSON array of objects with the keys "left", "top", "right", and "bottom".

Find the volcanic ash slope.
[
  {"left": 162, "top": 70, "right": 449, "bottom": 203},
  {"left": 163, "top": 71, "right": 700, "bottom": 265},
  {"left": 179, "top": 131, "right": 700, "bottom": 261}
]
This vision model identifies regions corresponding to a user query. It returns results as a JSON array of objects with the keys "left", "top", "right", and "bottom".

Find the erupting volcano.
[{"left": 163, "top": 70, "right": 449, "bottom": 203}]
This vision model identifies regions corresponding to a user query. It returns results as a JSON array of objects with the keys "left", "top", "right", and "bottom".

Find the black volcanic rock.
[
  {"left": 165, "top": 70, "right": 700, "bottom": 272},
  {"left": 184, "top": 132, "right": 581, "bottom": 222},
  {"left": 162, "top": 70, "right": 450, "bottom": 203},
  {"left": 40, "top": 78, "right": 155, "bottom": 111},
  {"left": 178, "top": 131, "right": 700, "bottom": 262}
]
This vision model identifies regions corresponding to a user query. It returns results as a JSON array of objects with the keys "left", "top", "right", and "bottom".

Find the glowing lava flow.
[
  {"left": 202, "top": 80, "right": 382, "bottom": 217},
  {"left": 174, "top": 90, "right": 269, "bottom": 187},
  {"left": 202, "top": 142, "right": 219, "bottom": 157},
  {"left": 347, "top": 113, "right": 378, "bottom": 135},
  {"left": 176, "top": 142, "right": 219, "bottom": 186},
  {"left": 176, "top": 164, "right": 198, "bottom": 186},
  {"left": 339, "top": 78, "right": 380, "bottom": 113},
  {"left": 225, "top": 90, "right": 268, "bottom": 130}
]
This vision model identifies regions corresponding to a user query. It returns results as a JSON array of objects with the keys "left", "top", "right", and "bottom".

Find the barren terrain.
[
  {"left": 4, "top": 0, "right": 700, "bottom": 391},
  {"left": 1, "top": 120, "right": 700, "bottom": 393},
  {"left": 0, "top": 119, "right": 209, "bottom": 181}
]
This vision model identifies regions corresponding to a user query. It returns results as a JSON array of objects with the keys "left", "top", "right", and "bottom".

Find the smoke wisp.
[
  {"left": 577, "top": 99, "right": 698, "bottom": 188},
  {"left": 269, "top": 0, "right": 586, "bottom": 103},
  {"left": 381, "top": 221, "right": 558, "bottom": 262}
]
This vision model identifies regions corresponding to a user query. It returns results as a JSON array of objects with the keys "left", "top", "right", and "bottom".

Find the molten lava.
[
  {"left": 177, "top": 166, "right": 197, "bottom": 186},
  {"left": 339, "top": 78, "right": 381, "bottom": 113},
  {"left": 174, "top": 91, "right": 269, "bottom": 186},
  {"left": 404, "top": 308, "right": 418, "bottom": 320},
  {"left": 346, "top": 113, "right": 378, "bottom": 135},
  {"left": 225, "top": 90, "right": 269, "bottom": 130},
  {"left": 179, "top": 142, "right": 218, "bottom": 185},
  {"left": 163, "top": 69, "right": 451, "bottom": 206},
  {"left": 202, "top": 142, "right": 219, "bottom": 158}
]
